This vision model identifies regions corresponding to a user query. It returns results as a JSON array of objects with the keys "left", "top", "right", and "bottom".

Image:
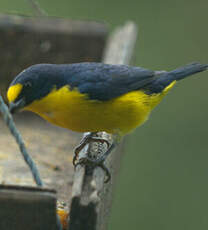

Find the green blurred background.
[{"left": 1, "top": 0, "right": 208, "bottom": 229}]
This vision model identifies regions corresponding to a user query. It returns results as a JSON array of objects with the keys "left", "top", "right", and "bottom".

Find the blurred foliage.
[{"left": 0, "top": 0, "right": 207, "bottom": 229}]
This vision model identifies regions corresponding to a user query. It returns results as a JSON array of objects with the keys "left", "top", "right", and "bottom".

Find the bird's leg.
[
  {"left": 73, "top": 132, "right": 110, "bottom": 166},
  {"left": 75, "top": 142, "right": 117, "bottom": 183}
]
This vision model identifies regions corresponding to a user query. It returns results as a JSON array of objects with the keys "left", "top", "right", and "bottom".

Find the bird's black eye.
[{"left": 24, "top": 82, "right": 32, "bottom": 87}]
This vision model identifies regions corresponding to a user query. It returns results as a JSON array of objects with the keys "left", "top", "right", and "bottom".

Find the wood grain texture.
[
  {"left": 0, "top": 185, "right": 57, "bottom": 230},
  {"left": 0, "top": 113, "right": 78, "bottom": 203}
]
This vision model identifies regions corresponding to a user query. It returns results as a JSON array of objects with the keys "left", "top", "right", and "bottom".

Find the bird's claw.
[
  {"left": 73, "top": 135, "right": 110, "bottom": 166},
  {"left": 75, "top": 156, "right": 111, "bottom": 183}
]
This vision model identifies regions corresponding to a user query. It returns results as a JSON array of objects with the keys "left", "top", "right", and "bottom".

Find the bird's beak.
[{"left": 9, "top": 98, "right": 26, "bottom": 114}]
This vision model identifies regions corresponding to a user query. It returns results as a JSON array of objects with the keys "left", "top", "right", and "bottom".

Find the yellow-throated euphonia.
[{"left": 7, "top": 62, "right": 208, "bottom": 180}]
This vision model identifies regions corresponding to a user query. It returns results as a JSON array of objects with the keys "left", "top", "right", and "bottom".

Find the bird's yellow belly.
[{"left": 25, "top": 84, "right": 174, "bottom": 135}]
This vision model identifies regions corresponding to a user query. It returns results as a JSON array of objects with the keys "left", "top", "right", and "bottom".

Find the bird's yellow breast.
[{"left": 24, "top": 82, "right": 175, "bottom": 135}]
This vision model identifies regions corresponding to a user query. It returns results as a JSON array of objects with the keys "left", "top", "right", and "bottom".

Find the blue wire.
[
  {"left": 0, "top": 94, "right": 43, "bottom": 186},
  {"left": 0, "top": 94, "right": 63, "bottom": 229}
]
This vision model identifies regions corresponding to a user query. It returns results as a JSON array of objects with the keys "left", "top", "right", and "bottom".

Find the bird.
[{"left": 7, "top": 62, "right": 208, "bottom": 181}]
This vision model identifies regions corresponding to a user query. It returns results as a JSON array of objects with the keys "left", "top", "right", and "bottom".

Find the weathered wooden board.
[
  {"left": 0, "top": 185, "right": 57, "bottom": 230},
  {"left": 0, "top": 113, "right": 80, "bottom": 204}
]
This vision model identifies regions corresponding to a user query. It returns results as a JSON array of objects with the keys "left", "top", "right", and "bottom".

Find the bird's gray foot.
[
  {"left": 73, "top": 132, "right": 110, "bottom": 166},
  {"left": 74, "top": 142, "right": 116, "bottom": 183}
]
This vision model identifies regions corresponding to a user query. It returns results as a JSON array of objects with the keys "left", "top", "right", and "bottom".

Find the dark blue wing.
[{"left": 58, "top": 62, "right": 155, "bottom": 100}]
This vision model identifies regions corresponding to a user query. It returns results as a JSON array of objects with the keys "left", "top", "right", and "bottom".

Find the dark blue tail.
[{"left": 145, "top": 63, "right": 208, "bottom": 94}]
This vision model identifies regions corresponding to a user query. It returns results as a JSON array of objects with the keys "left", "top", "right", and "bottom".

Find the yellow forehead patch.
[{"left": 7, "top": 84, "right": 23, "bottom": 103}]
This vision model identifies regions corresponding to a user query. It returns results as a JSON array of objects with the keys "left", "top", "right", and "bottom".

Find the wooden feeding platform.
[{"left": 0, "top": 14, "right": 137, "bottom": 230}]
